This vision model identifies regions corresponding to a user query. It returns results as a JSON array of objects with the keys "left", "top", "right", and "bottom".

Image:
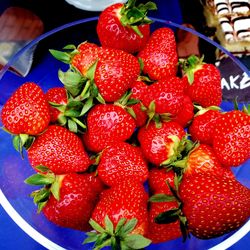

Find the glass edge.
[
  {"left": 0, "top": 15, "right": 249, "bottom": 250},
  {"left": 0, "top": 189, "right": 65, "bottom": 250}
]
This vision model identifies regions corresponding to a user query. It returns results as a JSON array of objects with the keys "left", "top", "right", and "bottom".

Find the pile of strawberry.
[{"left": 1, "top": 0, "right": 250, "bottom": 249}]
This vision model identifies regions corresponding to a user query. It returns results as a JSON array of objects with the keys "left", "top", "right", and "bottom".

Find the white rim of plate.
[
  {"left": 64, "top": 0, "right": 126, "bottom": 11},
  {"left": 0, "top": 190, "right": 65, "bottom": 250}
]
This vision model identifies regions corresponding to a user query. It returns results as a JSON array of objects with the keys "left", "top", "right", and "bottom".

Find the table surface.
[{"left": 0, "top": 0, "right": 249, "bottom": 250}]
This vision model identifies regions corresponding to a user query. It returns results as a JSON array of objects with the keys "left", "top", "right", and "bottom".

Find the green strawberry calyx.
[
  {"left": 48, "top": 90, "right": 92, "bottom": 133},
  {"left": 83, "top": 216, "right": 151, "bottom": 250},
  {"left": 180, "top": 55, "right": 204, "bottom": 84},
  {"left": 49, "top": 43, "right": 84, "bottom": 64},
  {"left": 193, "top": 104, "right": 221, "bottom": 117},
  {"left": 1, "top": 127, "right": 35, "bottom": 158},
  {"left": 24, "top": 166, "right": 64, "bottom": 212},
  {"left": 114, "top": 91, "right": 140, "bottom": 119},
  {"left": 119, "top": 0, "right": 157, "bottom": 37},
  {"left": 160, "top": 135, "right": 194, "bottom": 168}
]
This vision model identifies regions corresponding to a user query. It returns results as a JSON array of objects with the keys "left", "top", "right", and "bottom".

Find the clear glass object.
[
  {"left": 0, "top": 17, "right": 249, "bottom": 250},
  {"left": 64, "top": 0, "right": 126, "bottom": 11}
]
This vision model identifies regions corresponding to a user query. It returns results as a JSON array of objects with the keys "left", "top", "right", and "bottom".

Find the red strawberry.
[
  {"left": 129, "top": 80, "right": 148, "bottom": 127},
  {"left": 83, "top": 104, "right": 136, "bottom": 153},
  {"left": 52, "top": 45, "right": 140, "bottom": 103},
  {"left": 172, "top": 95, "right": 194, "bottom": 128},
  {"left": 148, "top": 168, "right": 175, "bottom": 195},
  {"left": 97, "top": 141, "right": 148, "bottom": 186},
  {"left": 94, "top": 47, "right": 140, "bottom": 102},
  {"left": 174, "top": 144, "right": 234, "bottom": 178},
  {"left": 28, "top": 125, "right": 91, "bottom": 174},
  {"left": 71, "top": 42, "right": 100, "bottom": 77},
  {"left": 45, "top": 87, "right": 67, "bottom": 123},
  {"left": 189, "top": 108, "right": 222, "bottom": 145},
  {"left": 179, "top": 172, "right": 250, "bottom": 239},
  {"left": 147, "top": 200, "right": 182, "bottom": 244},
  {"left": 84, "top": 179, "right": 151, "bottom": 249},
  {"left": 50, "top": 42, "right": 100, "bottom": 78},
  {"left": 212, "top": 110, "right": 250, "bottom": 167},
  {"left": 138, "top": 121, "right": 187, "bottom": 166},
  {"left": 1, "top": 82, "right": 50, "bottom": 135},
  {"left": 25, "top": 172, "right": 104, "bottom": 231},
  {"left": 138, "top": 27, "right": 178, "bottom": 80},
  {"left": 181, "top": 55, "right": 222, "bottom": 107},
  {"left": 141, "top": 77, "right": 186, "bottom": 118},
  {"left": 97, "top": 1, "right": 157, "bottom": 54}
]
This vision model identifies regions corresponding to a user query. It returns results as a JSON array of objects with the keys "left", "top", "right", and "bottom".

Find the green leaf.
[
  {"left": 58, "top": 69, "right": 84, "bottom": 97},
  {"left": 86, "top": 60, "right": 98, "bottom": 80},
  {"left": 96, "top": 93, "right": 106, "bottom": 104},
  {"left": 89, "top": 219, "right": 106, "bottom": 233},
  {"left": 35, "top": 165, "right": 50, "bottom": 173},
  {"left": 64, "top": 109, "right": 81, "bottom": 118},
  {"left": 154, "top": 209, "right": 180, "bottom": 224},
  {"left": 70, "top": 117, "right": 86, "bottom": 130},
  {"left": 104, "top": 215, "right": 114, "bottom": 235},
  {"left": 80, "top": 97, "right": 94, "bottom": 116},
  {"left": 123, "top": 234, "right": 151, "bottom": 249},
  {"left": 37, "top": 200, "right": 48, "bottom": 213},
  {"left": 49, "top": 49, "right": 71, "bottom": 64},
  {"left": 24, "top": 173, "right": 55, "bottom": 186},
  {"left": 115, "top": 218, "right": 127, "bottom": 234},
  {"left": 126, "top": 107, "right": 137, "bottom": 119},
  {"left": 67, "top": 119, "right": 78, "bottom": 133},
  {"left": 83, "top": 232, "right": 99, "bottom": 244},
  {"left": 50, "top": 175, "right": 61, "bottom": 201},
  {"left": 120, "top": 218, "right": 138, "bottom": 236},
  {"left": 149, "top": 193, "right": 176, "bottom": 202},
  {"left": 12, "top": 135, "right": 20, "bottom": 152},
  {"left": 63, "top": 44, "right": 76, "bottom": 50},
  {"left": 94, "top": 238, "right": 111, "bottom": 250},
  {"left": 126, "top": 98, "right": 140, "bottom": 106}
]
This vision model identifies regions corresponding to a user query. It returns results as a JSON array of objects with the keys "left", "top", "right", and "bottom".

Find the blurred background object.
[
  {"left": 65, "top": 0, "right": 126, "bottom": 11},
  {"left": 0, "top": 7, "right": 43, "bottom": 76}
]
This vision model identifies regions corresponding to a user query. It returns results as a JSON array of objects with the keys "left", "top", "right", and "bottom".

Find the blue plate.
[{"left": 0, "top": 17, "right": 249, "bottom": 250}]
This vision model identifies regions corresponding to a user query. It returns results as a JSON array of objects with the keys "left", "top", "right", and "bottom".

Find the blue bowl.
[{"left": 0, "top": 17, "right": 249, "bottom": 250}]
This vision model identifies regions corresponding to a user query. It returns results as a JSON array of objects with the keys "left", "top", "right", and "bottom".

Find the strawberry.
[
  {"left": 97, "top": 141, "right": 148, "bottom": 186},
  {"left": 52, "top": 45, "right": 140, "bottom": 103},
  {"left": 138, "top": 27, "right": 178, "bottom": 80},
  {"left": 84, "top": 179, "right": 151, "bottom": 249},
  {"left": 138, "top": 121, "right": 187, "bottom": 166},
  {"left": 27, "top": 125, "right": 91, "bottom": 174},
  {"left": 189, "top": 108, "right": 222, "bottom": 145},
  {"left": 96, "top": 0, "right": 157, "bottom": 54},
  {"left": 179, "top": 172, "right": 250, "bottom": 239},
  {"left": 147, "top": 169, "right": 185, "bottom": 243},
  {"left": 141, "top": 77, "right": 186, "bottom": 118},
  {"left": 71, "top": 42, "right": 100, "bottom": 77},
  {"left": 129, "top": 80, "right": 148, "bottom": 127},
  {"left": 173, "top": 144, "right": 234, "bottom": 178},
  {"left": 212, "top": 110, "right": 250, "bottom": 167},
  {"left": 83, "top": 104, "right": 136, "bottom": 153},
  {"left": 50, "top": 41, "right": 100, "bottom": 78},
  {"left": 25, "top": 171, "right": 104, "bottom": 231},
  {"left": 172, "top": 95, "right": 194, "bottom": 128},
  {"left": 148, "top": 168, "right": 175, "bottom": 195},
  {"left": 147, "top": 200, "right": 182, "bottom": 244},
  {"left": 1, "top": 82, "right": 50, "bottom": 135},
  {"left": 180, "top": 55, "right": 222, "bottom": 107},
  {"left": 94, "top": 47, "right": 140, "bottom": 102},
  {"left": 45, "top": 87, "right": 67, "bottom": 123}
]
